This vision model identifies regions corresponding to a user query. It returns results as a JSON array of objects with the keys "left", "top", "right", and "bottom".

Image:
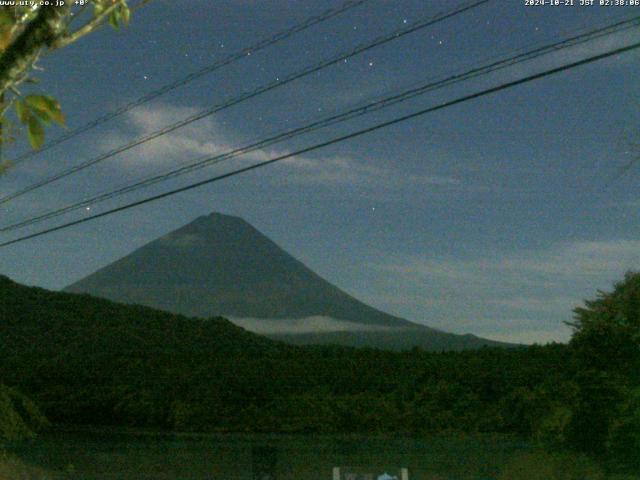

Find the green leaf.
[
  {"left": 24, "top": 95, "right": 64, "bottom": 125},
  {"left": 15, "top": 100, "right": 30, "bottom": 124},
  {"left": 109, "top": 3, "right": 130, "bottom": 30},
  {"left": 119, "top": 3, "right": 130, "bottom": 26},
  {"left": 109, "top": 8, "right": 121, "bottom": 29},
  {"left": 93, "top": 1, "right": 106, "bottom": 17},
  {"left": 27, "top": 117, "right": 44, "bottom": 149},
  {"left": 27, "top": 105, "right": 50, "bottom": 124}
]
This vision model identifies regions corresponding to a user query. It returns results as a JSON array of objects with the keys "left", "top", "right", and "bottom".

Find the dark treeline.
[{"left": 0, "top": 273, "right": 638, "bottom": 475}]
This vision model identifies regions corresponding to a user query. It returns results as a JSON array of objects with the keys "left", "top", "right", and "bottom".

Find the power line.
[
  {"left": 2, "top": 40, "right": 638, "bottom": 248},
  {"left": 3, "top": 15, "right": 638, "bottom": 233},
  {"left": 0, "top": 0, "right": 492, "bottom": 207},
  {"left": 6, "top": 0, "right": 371, "bottom": 166}
]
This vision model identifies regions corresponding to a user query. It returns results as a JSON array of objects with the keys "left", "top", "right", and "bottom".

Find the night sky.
[{"left": 0, "top": 0, "right": 639, "bottom": 343}]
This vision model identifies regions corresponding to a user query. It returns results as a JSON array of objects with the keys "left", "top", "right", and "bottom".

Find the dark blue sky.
[{"left": 0, "top": 0, "right": 639, "bottom": 343}]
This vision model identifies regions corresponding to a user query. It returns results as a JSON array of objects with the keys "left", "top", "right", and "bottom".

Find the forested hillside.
[{"left": 0, "top": 275, "right": 565, "bottom": 433}]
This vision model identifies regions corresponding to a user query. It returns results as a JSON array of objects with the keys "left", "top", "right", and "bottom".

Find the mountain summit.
[
  {"left": 66, "top": 213, "right": 413, "bottom": 326},
  {"left": 65, "top": 212, "right": 507, "bottom": 350}
]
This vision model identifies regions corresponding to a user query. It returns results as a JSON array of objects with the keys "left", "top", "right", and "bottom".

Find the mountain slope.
[
  {"left": 65, "top": 212, "right": 507, "bottom": 350},
  {"left": 66, "top": 213, "right": 414, "bottom": 327}
]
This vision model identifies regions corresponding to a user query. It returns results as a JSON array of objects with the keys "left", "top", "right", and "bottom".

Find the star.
[{"left": 368, "top": 61, "right": 374, "bottom": 67}]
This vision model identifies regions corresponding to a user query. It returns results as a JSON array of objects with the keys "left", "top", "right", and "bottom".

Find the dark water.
[{"left": 10, "top": 430, "right": 530, "bottom": 480}]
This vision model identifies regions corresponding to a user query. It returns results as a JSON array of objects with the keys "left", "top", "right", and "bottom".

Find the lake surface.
[{"left": 10, "top": 430, "right": 530, "bottom": 480}]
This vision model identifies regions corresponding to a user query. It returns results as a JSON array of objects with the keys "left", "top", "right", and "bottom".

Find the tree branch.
[
  {"left": 52, "top": 2, "right": 121, "bottom": 50},
  {"left": 0, "top": 5, "right": 71, "bottom": 96},
  {"left": 5, "top": 5, "right": 42, "bottom": 48}
]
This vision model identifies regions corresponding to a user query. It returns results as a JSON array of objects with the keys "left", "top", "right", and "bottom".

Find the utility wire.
[
  {"left": 3, "top": 15, "right": 638, "bottom": 233},
  {"left": 6, "top": 0, "right": 371, "bottom": 166},
  {"left": 0, "top": 0, "right": 491, "bottom": 207},
  {"left": 1, "top": 40, "right": 638, "bottom": 248}
]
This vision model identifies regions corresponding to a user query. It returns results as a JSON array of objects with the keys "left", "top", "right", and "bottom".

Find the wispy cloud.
[
  {"left": 280, "top": 154, "right": 461, "bottom": 188},
  {"left": 372, "top": 239, "right": 640, "bottom": 343},
  {"left": 103, "top": 103, "right": 462, "bottom": 189},
  {"left": 101, "top": 104, "right": 230, "bottom": 167},
  {"left": 478, "top": 28, "right": 640, "bottom": 86},
  {"left": 384, "top": 239, "right": 640, "bottom": 283},
  {"left": 228, "top": 316, "right": 396, "bottom": 334}
]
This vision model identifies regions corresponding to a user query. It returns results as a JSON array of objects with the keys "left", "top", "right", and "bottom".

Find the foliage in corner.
[
  {"left": 554, "top": 271, "right": 640, "bottom": 473},
  {"left": 0, "top": 0, "right": 137, "bottom": 156},
  {"left": 569, "top": 270, "right": 640, "bottom": 382}
]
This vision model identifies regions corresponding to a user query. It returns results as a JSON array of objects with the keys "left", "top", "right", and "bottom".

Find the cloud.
[
  {"left": 101, "top": 104, "right": 230, "bottom": 167},
  {"left": 279, "top": 154, "right": 461, "bottom": 188},
  {"left": 227, "top": 316, "right": 397, "bottom": 334},
  {"left": 479, "top": 28, "right": 640, "bottom": 86},
  {"left": 102, "top": 103, "right": 462, "bottom": 190},
  {"left": 384, "top": 239, "right": 640, "bottom": 283},
  {"left": 488, "top": 296, "right": 579, "bottom": 315},
  {"left": 373, "top": 239, "right": 640, "bottom": 344}
]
